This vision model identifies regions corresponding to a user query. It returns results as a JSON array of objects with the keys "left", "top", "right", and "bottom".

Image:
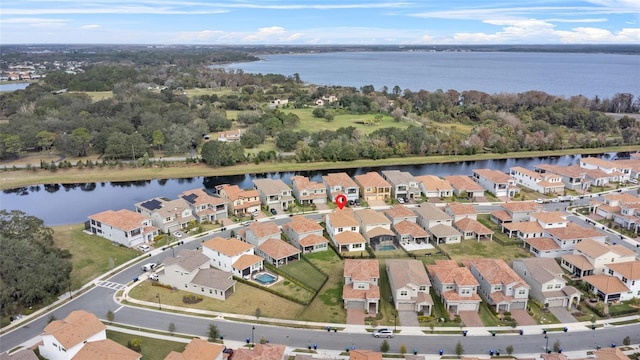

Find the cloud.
[
  {"left": 1, "top": 17, "right": 68, "bottom": 28},
  {"left": 242, "top": 26, "right": 288, "bottom": 42},
  {"left": 81, "top": 24, "right": 101, "bottom": 29}
]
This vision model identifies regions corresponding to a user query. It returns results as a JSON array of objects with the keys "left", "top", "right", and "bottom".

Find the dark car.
[{"left": 270, "top": 208, "right": 277, "bottom": 215}]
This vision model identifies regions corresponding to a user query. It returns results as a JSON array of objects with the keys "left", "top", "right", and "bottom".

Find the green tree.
[
  {"left": 0, "top": 134, "right": 23, "bottom": 159},
  {"left": 553, "top": 339, "right": 561, "bottom": 353},
  {"left": 275, "top": 129, "right": 301, "bottom": 152},
  {"left": 506, "top": 345, "right": 514, "bottom": 356},
  {"left": 152, "top": 130, "right": 165, "bottom": 150},
  {"left": 127, "top": 338, "right": 142, "bottom": 352},
  {"left": 400, "top": 344, "right": 407, "bottom": 355},
  {"left": 70, "top": 127, "right": 92, "bottom": 156},
  {"left": 623, "top": 336, "right": 631, "bottom": 346},
  {"left": 380, "top": 339, "right": 390, "bottom": 353},
  {"left": 201, "top": 141, "right": 244, "bottom": 167},
  {"left": 106, "top": 310, "right": 115, "bottom": 322},
  {"left": 208, "top": 323, "right": 220, "bottom": 342},
  {"left": 455, "top": 341, "right": 464, "bottom": 356},
  {"left": 168, "top": 322, "right": 176, "bottom": 335},
  {"left": 36, "top": 131, "right": 57, "bottom": 151}
]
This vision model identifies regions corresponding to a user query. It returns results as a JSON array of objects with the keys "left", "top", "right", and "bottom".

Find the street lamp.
[
  {"left": 251, "top": 326, "right": 255, "bottom": 345},
  {"left": 393, "top": 311, "right": 397, "bottom": 332},
  {"left": 156, "top": 293, "right": 162, "bottom": 310},
  {"left": 544, "top": 334, "right": 549, "bottom": 353}
]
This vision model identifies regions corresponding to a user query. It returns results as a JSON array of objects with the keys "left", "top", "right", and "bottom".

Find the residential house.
[
  {"left": 322, "top": 172, "right": 359, "bottom": 203},
  {"left": 386, "top": 259, "right": 433, "bottom": 315},
  {"left": 241, "top": 221, "right": 282, "bottom": 247},
  {"left": 523, "top": 237, "right": 563, "bottom": 258},
  {"left": 343, "top": 259, "right": 380, "bottom": 314},
  {"left": 416, "top": 175, "right": 453, "bottom": 199},
  {"left": 158, "top": 249, "right": 236, "bottom": 301},
  {"left": 281, "top": 215, "right": 329, "bottom": 253},
  {"left": 503, "top": 211, "right": 567, "bottom": 241},
  {"left": 87, "top": 209, "right": 158, "bottom": 248},
  {"left": 443, "top": 175, "right": 485, "bottom": 200},
  {"left": 164, "top": 338, "right": 225, "bottom": 360},
  {"left": 464, "top": 259, "right": 530, "bottom": 311},
  {"left": 472, "top": 169, "right": 519, "bottom": 198},
  {"left": 582, "top": 275, "right": 631, "bottom": 303},
  {"left": 617, "top": 158, "right": 640, "bottom": 180},
  {"left": 291, "top": 176, "right": 327, "bottom": 205},
  {"left": 428, "top": 224, "right": 462, "bottom": 244},
  {"left": 427, "top": 260, "right": 481, "bottom": 314},
  {"left": 509, "top": 166, "right": 564, "bottom": 194},
  {"left": 217, "top": 129, "right": 243, "bottom": 142},
  {"left": 490, "top": 202, "right": 543, "bottom": 228},
  {"left": 444, "top": 203, "right": 477, "bottom": 222},
  {"left": 179, "top": 188, "right": 227, "bottom": 223},
  {"left": 39, "top": 310, "right": 140, "bottom": 360},
  {"left": 134, "top": 197, "right": 195, "bottom": 233},
  {"left": 233, "top": 343, "right": 287, "bottom": 360},
  {"left": 257, "top": 238, "right": 301, "bottom": 267},
  {"left": 349, "top": 350, "right": 382, "bottom": 360},
  {"left": 354, "top": 208, "right": 395, "bottom": 249},
  {"left": 613, "top": 199, "right": 640, "bottom": 234},
  {"left": 381, "top": 170, "right": 421, "bottom": 200},
  {"left": 593, "top": 347, "right": 633, "bottom": 360},
  {"left": 535, "top": 164, "right": 610, "bottom": 191},
  {"left": 0, "top": 349, "right": 37, "bottom": 360},
  {"left": 605, "top": 260, "right": 640, "bottom": 300},
  {"left": 393, "top": 220, "right": 430, "bottom": 246},
  {"left": 590, "top": 193, "right": 640, "bottom": 220},
  {"left": 202, "top": 237, "right": 264, "bottom": 279},
  {"left": 560, "top": 238, "right": 637, "bottom": 278},
  {"left": 544, "top": 223, "right": 607, "bottom": 253},
  {"left": 512, "top": 258, "right": 581, "bottom": 308},
  {"left": 413, "top": 203, "right": 460, "bottom": 244},
  {"left": 325, "top": 209, "right": 367, "bottom": 252},
  {"left": 580, "top": 157, "right": 631, "bottom": 183},
  {"left": 384, "top": 205, "right": 418, "bottom": 225},
  {"left": 215, "top": 184, "right": 261, "bottom": 216},
  {"left": 354, "top": 172, "right": 392, "bottom": 202},
  {"left": 454, "top": 218, "right": 494, "bottom": 241},
  {"left": 253, "top": 178, "right": 295, "bottom": 212}
]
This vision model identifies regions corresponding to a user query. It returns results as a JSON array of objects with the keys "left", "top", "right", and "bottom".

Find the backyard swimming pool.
[
  {"left": 376, "top": 244, "right": 396, "bottom": 251},
  {"left": 254, "top": 272, "right": 277, "bottom": 285}
]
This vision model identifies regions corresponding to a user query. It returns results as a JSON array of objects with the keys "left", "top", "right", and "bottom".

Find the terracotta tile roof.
[
  {"left": 581, "top": 157, "right": 620, "bottom": 169},
  {"left": 510, "top": 166, "right": 562, "bottom": 182},
  {"left": 603, "top": 193, "right": 640, "bottom": 204},
  {"left": 560, "top": 255, "right": 595, "bottom": 271},
  {"left": 349, "top": 349, "right": 383, "bottom": 360},
  {"left": 247, "top": 221, "right": 281, "bottom": 239},
  {"left": 164, "top": 249, "right": 210, "bottom": 273},
  {"left": 367, "top": 227, "right": 395, "bottom": 238},
  {"left": 594, "top": 347, "right": 632, "bottom": 360},
  {"left": 232, "top": 254, "right": 263, "bottom": 271},
  {"left": 298, "top": 234, "right": 329, "bottom": 247},
  {"left": 0, "top": 349, "right": 37, "bottom": 360},
  {"left": 335, "top": 231, "right": 367, "bottom": 245},
  {"left": 73, "top": 339, "right": 140, "bottom": 360},
  {"left": 203, "top": 237, "right": 253, "bottom": 256},
  {"left": 252, "top": 178, "right": 291, "bottom": 195},
  {"left": 502, "top": 202, "right": 543, "bottom": 213},
  {"left": 354, "top": 172, "right": 391, "bottom": 188},
  {"left": 545, "top": 222, "right": 604, "bottom": 240},
  {"left": 530, "top": 212, "right": 568, "bottom": 225},
  {"left": 413, "top": 203, "right": 452, "bottom": 222},
  {"left": 384, "top": 205, "right": 416, "bottom": 220},
  {"left": 490, "top": 210, "right": 511, "bottom": 222},
  {"left": 503, "top": 221, "right": 544, "bottom": 234},
  {"left": 233, "top": 343, "right": 286, "bottom": 360},
  {"left": 282, "top": 216, "right": 323, "bottom": 235},
  {"left": 465, "top": 259, "right": 529, "bottom": 288},
  {"left": 446, "top": 202, "right": 476, "bottom": 216},
  {"left": 386, "top": 259, "right": 430, "bottom": 288},
  {"left": 327, "top": 208, "right": 359, "bottom": 228},
  {"left": 180, "top": 188, "right": 226, "bottom": 207},
  {"left": 415, "top": 175, "right": 453, "bottom": 191},
  {"left": 354, "top": 208, "right": 391, "bottom": 226},
  {"left": 524, "top": 237, "right": 560, "bottom": 251},
  {"left": 393, "top": 220, "right": 429, "bottom": 238},
  {"left": 428, "top": 223, "right": 460, "bottom": 237},
  {"left": 43, "top": 310, "right": 106, "bottom": 349},
  {"left": 441, "top": 290, "right": 482, "bottom": 302},
  {"left": 607, "top": 260, "right": 640, "bottom": 280},
  {"left": 216, "top": 184, "right": 260, "bottom": 201},
  {"left": 443, "top": 175, "right": 485, "bottom": 192},
  {"left": 473, "top": 168, "right": 513, "bottom": 183},
  {"left": 164, "top": 338, "right": 224, "bottom": 360},
  {"left": 427, "top": 262, "right": 478, "bottom": 286},
  {"left": 344, "top": 259, "right": 379, "bottom": 280},
  {"left": 574, "top": 238, "right": 636, "bottom": 259},
  {"left": 89, "top": 209, "right": 149, "bottom": 231},
  {"left": 291, "top": 176, "right": 325, "bottom": 191},
  {"left": 342, "top": 283, "right": 380, "bottom": 300},
  {"left": 536, "top": 164, "right": 588, "bottom": 178},
  {"left": 583, "top": 275, "right": 629, "bottom": 294},
  {"left": 454, "top": 218, "right": 493, "bottom": 235},
  {"left": 259, "top": 238, "right": 301, "bottom": 260},
  {"left": 322, "top": 172, "right": 358, "bottom": 188}
]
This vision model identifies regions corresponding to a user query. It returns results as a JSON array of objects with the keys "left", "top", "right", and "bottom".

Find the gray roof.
[
  {"left": 191, "top": 268, "right": 236, "bottom": 291},
  {"left": 413, "top": 203, "right": 452, "bottom": 222},
  {"left": 164, "top": 249, "right": 209, "bottom": 273},
  {"left": 381, "top": 170, "right": 418, "bottom": 185},
  {"left": 387, "top": 259, "right": 431, "bottom": 290},
  {"left": 514, "top": 257, "right": 563, "bottom": 284},
  {"left": 429, "top": 224, "right": 460, "bottom": 237},
  {"left": 252, "top": 178, "right": 290, "bottom": 195}
]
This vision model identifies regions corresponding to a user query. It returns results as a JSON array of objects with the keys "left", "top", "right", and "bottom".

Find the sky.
[{"left": 1, "top": 0, "right": 639, "bottom": 45}]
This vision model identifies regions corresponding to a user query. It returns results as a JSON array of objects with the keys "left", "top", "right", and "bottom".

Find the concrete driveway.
[
  {"left": 459, "top": 311, "right": 483, "bottom": 327},
  {"left": 549, "top": 307, "right": 577, "bottom": 324},
  {"left": 398, "top": 310, "right": 419, "bottom": 327},
  {"left": 510, "top": 309, "right": 537, "bottom": 326},
  {"left": 346, "top": 308, "right": 365, "bottom": 325}
]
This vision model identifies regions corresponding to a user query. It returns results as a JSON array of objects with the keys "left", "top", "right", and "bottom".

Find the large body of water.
[
  {"left": 1, "top": 153, "right": 609, "bottom": 226},
  {"left": 223, "top": 51, "right": 640, "bottom": 98},
  {"left": 0, "top": 82, "right": 30, "bottom": 92}
]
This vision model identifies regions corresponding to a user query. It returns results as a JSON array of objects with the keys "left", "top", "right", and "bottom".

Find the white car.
[
  {"left": 372, "top": 329, "right": 394, "bottom": 338},
  {"left": 173, "top": 231, "right": 183, "bottom": 238},
  {"left": 397, "top": 197, "right": 405, "bottom": 204},
  {"left": 149, "top": 273, "right": 159, "bottom": 281},
  {"left": 137, "top": 244, "right": 150, "bottom": 252},
  {"left": 141, "top": 263, "right": 156, "bottom": 272}
]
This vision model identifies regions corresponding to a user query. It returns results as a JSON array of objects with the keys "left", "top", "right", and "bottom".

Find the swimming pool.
[
  {"left": 377, "top": 244, "right": 396, "bottom": 251},
  {"left": 254, "top": 272, "right": 277, "bottom": 285}
]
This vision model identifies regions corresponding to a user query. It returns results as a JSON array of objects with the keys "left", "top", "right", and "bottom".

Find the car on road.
[
  {"left": 149, "top": 273, "right": 159, "bottom": 281},
  {"left": 137, "top": 244, "right": 150, "bottom": 252},
  {"left": 372, "top": 328, "right": 394, "bottom": 338},
  {"left": 173, "top": 231, "right": 183, "bottom": 238},
  {"left": 141, "top": 263, "right": 156, "bottom": 272},
  {"left": 270, "top": 208, "right": 277, "bottom": 215},
  {"left": 534, "top": 199, "right": 545, "bottom": 204}
]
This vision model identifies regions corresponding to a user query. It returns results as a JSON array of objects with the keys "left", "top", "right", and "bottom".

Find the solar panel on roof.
[
  {"left": 141, "top": 199, "right": 162, "bottom": 210},
  {"left": 182, "top": 193, "right": 198, "bottom": 204}
]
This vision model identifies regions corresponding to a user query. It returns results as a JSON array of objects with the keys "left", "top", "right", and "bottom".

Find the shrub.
[
  {"left": 380, "top": 340, "right": 390, "bottom": 353},
  {"left": 182, "top": 294, "right": 203, "bottom": 304}
]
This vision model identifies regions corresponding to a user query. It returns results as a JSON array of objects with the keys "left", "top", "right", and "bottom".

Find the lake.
[
  {"left": 222, "top": 51, "right": 640, "bottom": 98},
  {"left": 0, "top": 153, "right": 608, "bottom": 226},
  {"left": 0, "top": 82, "right": 30, "bottom": 92}
]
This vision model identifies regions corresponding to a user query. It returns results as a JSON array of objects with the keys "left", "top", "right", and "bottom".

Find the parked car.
[
  {"left": 354, "top": 199, "right": 361, "bottom": 206},
  {"left": 397, "top": 197, "right": 405, "bottom": 204},
  {"left": 137, "top": 244, "right": 150, "bottom": 252},
  {"left": 141, "top": 263, "right": 156, "bottom": 272},
  {"left": 270, "top": 208, "right": 277, "bottom": 215},
  {"left": 173, "top": 231, "right": 183, "bottom": 238},
  {"left": 373, "top": 328, "right": 394, "bottom": 338},
  {"left": 149, "top": 273, "right": 159, "bottom": 281}
]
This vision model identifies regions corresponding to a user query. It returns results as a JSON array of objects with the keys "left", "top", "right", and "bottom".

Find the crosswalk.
[{"left": 95, "top": 281, "right": 126, "bottom": 290}]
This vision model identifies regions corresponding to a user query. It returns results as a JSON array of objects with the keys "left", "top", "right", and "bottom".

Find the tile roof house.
[
  {"left": 217, "top": 129, "right": 243, "bottom": 142},
  {"left": 164, "top": 338, "right": 225, "bottom": 360},
  {"left": 39, "top": 310, "right": 140, "bottom": 360},
  {"left": 472, "top": 168, "right": 519, "bottom": 198},
  {"left": 415, "top": 175, "right": 453, "bottom": 199},
  {"left": 413, "top": 203, "right": 460, "bottom": 244},
  {"left": 427, "top": 260, "right": 481, "bottom": 314},
  {"left": 202, "top": 237, "right": 264, "bottom": 279},
  {"left": 383, "top": 205, "right": 418, "bottom": 225},
  {"left": 509, "top": 166, "right": 564, "bottom": 194},
  {"left": 443, "top": 175, "right": 485, "bottom": 200},
  {"left": 580, "top": 157, "right": 632, "bottom": 183},
  {"left": 241, "top": 221, "right": 282, "bottom": 247},
  {"left": 179, "top": 188, "right": 228, "bottom": 223},
  {"left": 0, "top": 349, "right": 38, "bottom": 360},
  {"left": 512, "top": 258, "right": 580, "bottom": 309},
  {"left": 534, "top": 164, "right": 609, "bottom": 191},
  {"left": 257, "top": 238, "right": 301, "bottom": 267},
  {"left": 325, "top": 209, "right": 366, "bottom": 253},
  {"left": 386, "top": 259, "right": 433, "bottom": 315},
  {"left": 343, "top": 259, "right": 380, "bottom": 314},
  {"left": 490, "top": 202, "right": 543, "bottom": 227},
  {"left": 215, "top": 184, "right": 261, "bottom": 216},
  {"left": 354, "top": 172, "right": 392, "bottom": 202},
  {"left": 158, "top": 249, "right": 236, "bottom": 300},
  {"left": 464, "top": 258, "right": 530, "bottom": 311},
  {"left": 134, "top": 197, "right": 195, "bottom": 233},
  {"left": 281, "top": 215, "right": 328, "bottom": 253},
  {"left": 290, "top": 176, "right": 327, "bottom": 205},
  {"left": 524, "top": 222, "right": 607, "bottom": 258},
  {"left": 560, "top": 238, "right": 637, "bottom": 278},
  {"left": 454, "top": 218, "right": 494, "bottom": 241},
  {"left": 87, "top": 209, "right": 158, "bottom": 248},
  {"left": 582, "top": 274, "right": 630, "bottom": 303},
  {"left": 253, "top": 178, "right": 295, "bottom": 212},
  {"left": 393, "top": 220, "right": 430, "bottom": 247},
  {"left": 354, "top": 208, "right": 394, "bottom": 248},
  {"left": 73, "top": 339, "right": 141, "bottom": 360},
  {"left": 322, "top": 172, "right": 359, "bottom": 202},
  {"left": 381, "top": 170, "right": 421, "bottom": 200},
  {"left": 593, "top": 347, "right": 633, "bottom": 360},
  {"left": 233, "top": 343, "right": 287, "bottom": 360},
  {"left": 590, "top": 193, "right": 640, "bottom": 225},
  {"left": 349, "top": 350, "right": 383, "bottom": 360},
  {"left": 444, "top": 202, "right": 477, "bottom": 222},
  {"left": 603, "top": 260, "right": 640, "bottom": 301}
]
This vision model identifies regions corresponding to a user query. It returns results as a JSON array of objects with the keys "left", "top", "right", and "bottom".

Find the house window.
[
  {"left": 210, "top": 290, "right": 213, "bottom": 294},
  {"left": 518, "top": 289, "right": 526, "bottom": 295},
  {"left": 547, "top": 284, "right": 554, "bottom": 290},
  {"left": 338, "top": 227, "right": 343, "bottom": 232},
  {"left": 461, "top": 288, "right": 471, "bottom": 295},
  {"left": 351, "top": 227, "right": 357, "bottom": 231},
  {"left": 622, "top": 277, "right": 628, "bottom": 283},
  {"left": 419, "top": 286, "right": 426, "bottom": 291},
  {"left": 400, "top": 290, "right": 408, "bottom": 296},
  {"left": 555, "top": 284, "right": 561, "bottom": 289},
  {"left": 608, "top": 269, "right": 614, "bottom": 275}
]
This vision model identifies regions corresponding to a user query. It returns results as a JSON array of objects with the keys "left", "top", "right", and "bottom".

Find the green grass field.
[
  {"left": 107, "top": 330, "right": 186, "bottom": 359},
  {"left": 287, "top": 108, "right": 411, "bottom": 135}
]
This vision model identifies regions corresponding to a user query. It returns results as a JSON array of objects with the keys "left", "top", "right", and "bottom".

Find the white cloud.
[
  {"left": 1, "top": 17, "right": 68, "bottom": 28},
  {"left": 81, "top": 24, "right": 101, "bottom": 29}
]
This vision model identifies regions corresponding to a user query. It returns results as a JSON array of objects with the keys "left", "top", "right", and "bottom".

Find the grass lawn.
[
  {"left": 267, "top": 279, "right": 315, "bottom": 304},
  {"left": 287, "top": 108, "right": 411, "bottom": 135},
  {"left": 52, "top": 224, "right": 139, "bottom": 289},
  {"left": 439, "top": 240, "right": 531, "bottom": 265},
  {"left": 106, "top": 330, "right": 186, "bottom": 359},
  {"left": 278, "top": 259, "right": 327, "bottom": 291},
  {"left": 296, "top": 250, "right": 347, "bottom": 323},
  {"left": 70, "top": 91, "right": 113, "bottom": 102},
  {"left": 128, "top": 280, "right": 306, "bottom": 320}
]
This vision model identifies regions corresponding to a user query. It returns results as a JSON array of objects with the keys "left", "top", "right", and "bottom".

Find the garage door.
[
  {"left": 458, "top": 303, "right": 479, "bottom": 311},
  {"left": 397, "top": 302, "right": 414, "bottom": 311},
  {"left": 546, "top": 298, "right": 565, "bottom": 308},
  {"left": 347, "top": 300, "right": 364, "bottom": 309}
]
